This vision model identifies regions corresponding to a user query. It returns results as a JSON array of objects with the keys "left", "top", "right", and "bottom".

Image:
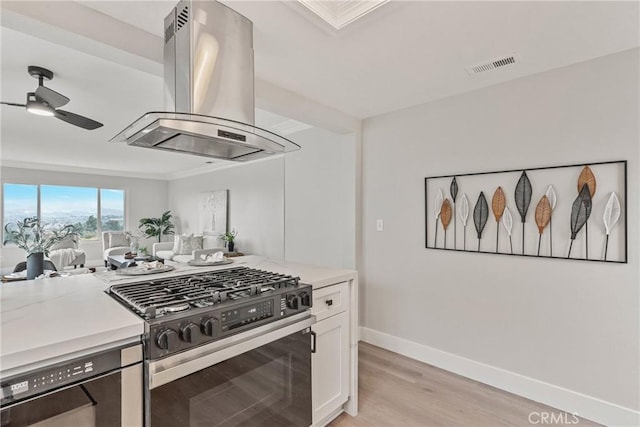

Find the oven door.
[{"left": 147, "top": 313, "right": 315, "bottom": 427}]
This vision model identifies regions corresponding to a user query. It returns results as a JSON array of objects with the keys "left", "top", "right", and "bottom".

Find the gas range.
[{"left": 107, "top": 266, "right": 313, "bottom": 360}]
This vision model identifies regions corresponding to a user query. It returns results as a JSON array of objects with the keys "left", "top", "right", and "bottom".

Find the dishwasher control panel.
[{"left": 1, "top": 346, "right": 122, "bottom": 405}]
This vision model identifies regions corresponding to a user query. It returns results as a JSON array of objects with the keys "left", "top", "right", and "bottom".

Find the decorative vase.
[
  {"left": 228, "top": 241, "right": 235, "bottom": 253},
  {"left": 27, "top": 252, "right": 45, "bottom": 279}
]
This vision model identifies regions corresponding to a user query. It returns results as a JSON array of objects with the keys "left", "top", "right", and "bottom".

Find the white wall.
[
  {"left": 167, "top": 127, "right": 358, "bottom": 269},
  {"left": 0, "top": 167, "right": 168, "bottom": 268},
  {"left": 167, "top": 159, "right": 286, "bottom": 259},
  {"left": 284, "top": 127, "right": 356, "bottom": 269},
  {"left": 361, "top": 48, "right": 639, "bottom": 423}
]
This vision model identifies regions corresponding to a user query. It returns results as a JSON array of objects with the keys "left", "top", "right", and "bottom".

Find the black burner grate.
[{"left": 108, "top": 267, "right": 299, "bottom": 319}]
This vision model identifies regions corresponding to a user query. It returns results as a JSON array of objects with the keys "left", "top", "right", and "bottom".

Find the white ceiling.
[{"left": 1, "top": 1, "right": 638, "bottom": 179}]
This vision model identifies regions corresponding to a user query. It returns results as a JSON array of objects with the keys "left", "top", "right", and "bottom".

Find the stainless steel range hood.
[{"left": 111, "top": 0, "right": 300, "bottom": 161}]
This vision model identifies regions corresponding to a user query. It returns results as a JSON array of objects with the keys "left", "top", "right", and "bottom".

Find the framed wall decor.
[
  {"left": 424, "top": 160, "right": 627, "bottom": 263},
  {"left": 199, "top": 190, "right": 228, "bottom": 236}
]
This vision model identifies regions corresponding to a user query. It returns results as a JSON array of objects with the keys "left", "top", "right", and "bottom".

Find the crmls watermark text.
[{"left": 528, "top": 411, "right": 580, "bottom": 424}]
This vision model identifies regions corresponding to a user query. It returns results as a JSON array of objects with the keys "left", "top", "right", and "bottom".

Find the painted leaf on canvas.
[
  {"left": 602, "top": 192, "right": 621, "bottom": 236},
  {"left": 450, "top": 177, "right": 458, "bottom": 202},
  {"left": 580, "top": 183, "right": 593, "bottom": 221},
  {"left": 502, "top": 207, "right": 513, "bottom": 236},
  {"left": 435, "top": 189, "right": 444, "bottom": 218},
  {"left": 514, "top": 171, "right": 532, "bottom": 222},
  {"left": 441, "top": 199, "right": 452, "bottom": 230},
  {"left": 577, "top": 166, "right": 596, "bottom": 198},
  {"left": 473, "top": 192, "right": 489, "bottom": 238},
  {"left": 545, "top": 185, "right": 557, "bottom": 210},
  {"left": 491, "top": 187, "right": 506, "bottom": 222},
  {"left": 570, "top": 185, "right": 592, "bottom": 239},
  {"left": 534, "top": 195, "right": 551, "bottom": 234},
  {"left": 458, "top": 193, "right": 469, "bottom": 226}
]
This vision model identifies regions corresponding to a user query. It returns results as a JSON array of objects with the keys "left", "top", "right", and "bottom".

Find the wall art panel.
[
  {"left": 424, "top": 161, "right": 627, "bottom": 263},
  {"left": 199, "top": 189, "right": 228, "bottom": 236}
]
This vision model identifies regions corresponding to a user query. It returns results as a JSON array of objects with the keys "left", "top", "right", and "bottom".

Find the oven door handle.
[{"left": 148, "top": 313, "right": 316, "bottom": 389}]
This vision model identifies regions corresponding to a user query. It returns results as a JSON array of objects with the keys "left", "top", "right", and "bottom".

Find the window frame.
[{"left": 2, "top": 182, "right": 126, "bottom": 243}]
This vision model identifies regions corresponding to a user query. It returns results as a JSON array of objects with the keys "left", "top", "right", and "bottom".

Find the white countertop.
[
  {"left": 0, "top": 255, "right": 356, "bottom": 378},
  {"left": 0, "top": 273, "right": 144, "bottom": 377}
]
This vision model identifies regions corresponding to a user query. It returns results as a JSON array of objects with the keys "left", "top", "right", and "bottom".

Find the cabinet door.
[{"left": 312, "top": 311, "right": 349, "bottom": 425}]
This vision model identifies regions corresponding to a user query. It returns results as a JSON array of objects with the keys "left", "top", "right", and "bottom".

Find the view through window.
[{"left": 3, "top": 183, "right": 125, "bottom": 240}]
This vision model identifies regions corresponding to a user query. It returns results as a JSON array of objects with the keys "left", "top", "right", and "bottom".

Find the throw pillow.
[
  {"left": 109, "top": 232, "right": 129, "bottom": 248},
  {"left": 192, "top": 235, "right": 204, "bottom": 251},
  {"left": 172, "top": 234, "right": 199, "bottom": 255},
  {"left": 172, "top": 234, "right": 182, "bottom": 254}
]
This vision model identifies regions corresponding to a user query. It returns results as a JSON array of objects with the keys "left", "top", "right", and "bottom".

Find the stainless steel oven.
[
  {"left": 147, "top": 313, "right": 315, "bottom": 427},
  {"left": 0, "top": 342, "right": 142, "bottom": 427}
]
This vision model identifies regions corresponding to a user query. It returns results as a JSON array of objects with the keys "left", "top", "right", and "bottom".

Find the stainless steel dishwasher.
[{"left": 0, "top": 341, "right": 143, "bottom": 427}]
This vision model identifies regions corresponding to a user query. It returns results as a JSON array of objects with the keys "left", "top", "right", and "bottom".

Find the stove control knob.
[
  {"left": 202, "top": 317, "right": 218, "bottom": 337},
  {"left": 286, "top": 294, "right": 301, "bottom": 310},
  {"left": 156, "top": 329, "right": 178, "bottom": 351},
  {"left": 300, "top": 291, "right": 311, "bottom": 307},
  {"left": 180, "top": 322, "right": 199, "bottom": 343}
]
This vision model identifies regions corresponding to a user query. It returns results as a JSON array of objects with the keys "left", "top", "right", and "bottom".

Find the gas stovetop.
[
  {"left": 108, "top": 266, "right": 301, "bottom": 319},
  {"left": 107, "top": 267, "right": 313, "bottom": 359}
]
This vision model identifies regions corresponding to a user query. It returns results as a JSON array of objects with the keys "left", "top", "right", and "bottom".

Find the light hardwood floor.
[{"left": 329, "top": 342, "right": 601, "bottom": 427}]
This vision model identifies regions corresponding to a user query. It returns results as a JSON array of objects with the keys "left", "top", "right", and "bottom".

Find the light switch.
[{"left": 376, "top": 219, "right": 384, "bottom": 231}]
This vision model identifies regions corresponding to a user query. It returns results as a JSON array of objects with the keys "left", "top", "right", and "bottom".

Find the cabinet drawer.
[{"left": 311, "top": 281, "right": 349, "bottom": 321}]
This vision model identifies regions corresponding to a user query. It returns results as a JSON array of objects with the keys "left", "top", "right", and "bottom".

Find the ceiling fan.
[{"left": 0, "top": 66, "right": 103, "bottom": 130}]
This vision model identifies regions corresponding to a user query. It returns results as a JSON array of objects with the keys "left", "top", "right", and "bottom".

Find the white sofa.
[
  {"left": 153, "top": 234, "right": 225, "bottom": 263},
  {"left": 153, "top": 242, "right": 225, "bottom": 263}
]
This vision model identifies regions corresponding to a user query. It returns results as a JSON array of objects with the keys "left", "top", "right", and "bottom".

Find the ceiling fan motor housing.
[{"left": 28, "top": 66, "right": 54, "bottom": 81}]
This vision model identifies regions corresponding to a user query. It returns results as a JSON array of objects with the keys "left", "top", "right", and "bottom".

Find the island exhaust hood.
[{"left": 111, "top": 0, "right": 300, "bottom": 161}]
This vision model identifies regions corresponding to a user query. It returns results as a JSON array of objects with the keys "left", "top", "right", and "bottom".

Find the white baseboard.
[{"left": 360, "top": 327, "right": 639, "bottom": 427}]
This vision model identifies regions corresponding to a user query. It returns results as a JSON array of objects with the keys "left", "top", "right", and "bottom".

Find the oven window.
[
  {"left": 151, "top": 330, "right": 311, "bottom": 427},
  {"left": 0, "top": 372, "right": 121, "bottom": 427}
]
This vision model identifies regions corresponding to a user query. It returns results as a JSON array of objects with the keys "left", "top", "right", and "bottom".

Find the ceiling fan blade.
[
  {"left": 1, "top": 101, "right": 27, "bottom": 108},
  {"left": 54, "top": 110, "right": 103, "bottom": 130},
  {"left": 35, "top": 86, "right": 69, "bottom": 108}
]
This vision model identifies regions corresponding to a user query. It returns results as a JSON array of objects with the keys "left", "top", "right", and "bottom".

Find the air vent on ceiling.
[
  {"left": 176, "top": 5, "right": 189, "bottom": 31},
  {"left": 466, "top": 55, "right": 518, "bottom": 75}
]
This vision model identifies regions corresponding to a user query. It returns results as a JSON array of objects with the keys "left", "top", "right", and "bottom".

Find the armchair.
[
  {"left": 102, "top": 231, "right": 130, "bottom": 267},
  {"left": 49, "top": 233, "right": 86, "bottom": 269}
]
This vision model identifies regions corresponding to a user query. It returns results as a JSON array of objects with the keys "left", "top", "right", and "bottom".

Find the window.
[
  {"left": 41, "top": 185, "right": 99, "bottom": 239},
  {"left": 2, "top": 183, "right": 125, "bottom": 241},
  {"left": 3, "top": 184, "right": 38, "bottom": 232},
  {"left": 100, "top": 189, "right": 125, "bottom": 232}
]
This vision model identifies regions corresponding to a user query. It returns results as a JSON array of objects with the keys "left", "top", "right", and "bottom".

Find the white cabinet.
[
  {"left": 312, "top": 311, "right": 349, "bottom": 425},
  {"left": 311, "top": 281, "right": 351, "bottom": 426}
]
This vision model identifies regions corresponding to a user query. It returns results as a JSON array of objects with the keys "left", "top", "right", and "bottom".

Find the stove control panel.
[
  {"left": 221, "top": 299, "right": 274, "bottom": 331},
  {"left": 148, "top": 283, "right": 313, "bottom": 359}
]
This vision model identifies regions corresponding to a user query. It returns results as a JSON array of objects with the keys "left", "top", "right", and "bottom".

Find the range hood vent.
[
  {"left": 111, "top": 0, "right": 300, "bottom": 161},
  {"left": 176, "top": 5, "right": 189, "bottom": 30}
]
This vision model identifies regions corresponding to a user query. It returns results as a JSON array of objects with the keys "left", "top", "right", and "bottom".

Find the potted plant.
[
  {"left": 139, "top": 211, "right": 175, "bottom": 242},
  {"left": 3, "top": 217, "right": 76, "bottom": 279},
  {"left": 218, "top": 229, "right": 238, "bottom": 252}
]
